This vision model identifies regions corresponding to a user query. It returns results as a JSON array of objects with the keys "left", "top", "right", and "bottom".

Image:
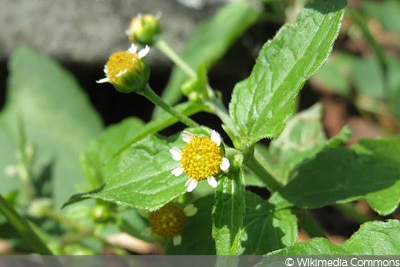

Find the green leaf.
[
  {"left": 229, "top": 0, "right": 346, "bottom": 146},
  {"left": 270, "top": 220, "right": 400, "bottom": 254},
  {"left": 155, "top": 0, "right": 261, "bottom": 115},
  {"left": 265, "top": 103, "right": 349, "bottom": 185},
  {"left": 81, "top": 117, "right": 145, "bottom": 189},
  {"left": 362, "top": 0, "right": 400, "bottom": 33},
  {"left": 242, "top": 192, "right": 297, "bottom": 254},
  {"left": 74, "top": 133, "right": 187, "bottom": 211},
  {"left": 0, "top": 194, "right": 53, "bottom": 254},
  {"left": 80, "top": 102, "right": 202, "bottom": 191},
  {"left": 0, "top": 46, "right": 103, "bottom": 207},
  {"left": 269, "top": 137, "right": 400, "bottom": 216},
  {"left": 212, "top": 171, "right": 245, "bottom": 255},
  {"left": 0, "top": 120, "right": 18, "bottom": 193}
]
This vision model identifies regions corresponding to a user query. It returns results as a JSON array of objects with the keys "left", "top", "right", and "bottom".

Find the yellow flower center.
[
  {"left": 106, "top": 51, "right": 139, "bottom": 83},
  {"left": 148, "top": 203, "right": 186, "bottom": 238},
  {"left": 181, "top": 136, "right": 222, "bottom": 180}
]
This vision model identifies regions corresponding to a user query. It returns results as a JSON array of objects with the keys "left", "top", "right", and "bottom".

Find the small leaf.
[
  {"left": 242, "top": 192, "right": 297, "bottom": 254},
  {"left": 229, "top": 0, "right": 346, "bottom": 146},
  {"left": 155, "top": 1, "right": 261, "bottom": 115},
  {"left": 270, "top": 220, "right": 400, "bottom": 254},
  {"left": 269, "top": 137, "right": 400, "bottom": 216},
  {"left": 212, "top": 171, "right": 245, "bottom": 255}
]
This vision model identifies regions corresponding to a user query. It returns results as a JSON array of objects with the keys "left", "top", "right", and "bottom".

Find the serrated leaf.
[
  {"left": 229, "top": 0, "right": 346, "bottom": 146},
  {"left": 81, "top": 117, "right": 145, "bottom": 189},
  {"left": 212, "top": 171, "right": 245, "bottom": 255},
  {"left": 78, "top": 134, "right": 187, "bottom": 211},
  {"left": 242, "top": 192, "right": 297, "bottom": 254},
  {"left": 270, "top": 220, "right": 400, "bottom": 254},
  {"left": 155, "top": 1, "right": 261, "bottom": 116},
  {"left": 80, "top": 102, "right": 202, "bottom": 190},
  {"left": 269, "top": 137, "right": 400, "bottom": 216},
  {"left": 0, "top": 46, "right": 102, "bottom": 208}
]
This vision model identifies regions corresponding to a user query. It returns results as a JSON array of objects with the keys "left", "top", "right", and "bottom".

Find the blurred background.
[{"left": 1, "top": 0, "right": 400, "bottom": 253}]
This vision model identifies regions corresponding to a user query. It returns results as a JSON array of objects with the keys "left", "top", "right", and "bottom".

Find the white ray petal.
[
  {"left": 181, "top": 131, "right": 194, "bottom": 143},
  {"left": 138, "top": 45, "right": 150, "bottom": 58},
  {"left": 207, "top": 176, "right": 218, "bottom": 188},
  {"left": 185, "top": 178, "right": 198, "bottom": 192},
  {"left": 220, "top": 157, "right": 230, "bottom": 171},
  {"left": 96, "top": 77, "right": 110, "bottom": 84},
  {"left": 169, "top": 148, "right": 182, "bottom": 161},
  {"left": 128, "top": 43, "right": 138, "bottom": 54},
  {"left": 210, "top": 130, "right": 221, "bottom": 146},
  {"left": 171, "top": 167, "right": 184, "bottom": 176}
]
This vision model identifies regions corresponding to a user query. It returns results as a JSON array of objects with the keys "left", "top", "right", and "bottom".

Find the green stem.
[
  {"left": 245, "top": 156, "right": 281, "bottom": 192},
  {"left": 141, "top": 84, "right": 199, "bottom": 128},
  {"left": 295, "top": 209, "right": 327, "bottom": 239},
  {"left": 0, "top": 194, "right": 53, "bottom": 254},
  {"left": 43, "top": 208, "right": 88, "bottom": 233},
  {"left": 155, "top": 38, "right": 196, "bottom": 78}
]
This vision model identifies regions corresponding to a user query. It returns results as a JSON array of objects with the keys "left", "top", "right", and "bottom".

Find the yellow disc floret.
[
  {"left": 181, "top": 136, "right": 223, "bottom": 180},
  {"left": 106, "top": 51, "right": 138, "bottom": 84},
  {"left": 148, "top": 203, "right": 186, "bottom": 238}
]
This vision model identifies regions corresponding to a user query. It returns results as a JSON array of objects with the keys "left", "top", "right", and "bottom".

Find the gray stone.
[{"left": 0, "top": 0, "right": 226, "bottom": 67}]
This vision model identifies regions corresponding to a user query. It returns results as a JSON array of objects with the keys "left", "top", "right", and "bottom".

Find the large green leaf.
[
  {"left": 0, "top": 46, "right": 103, "bottom": 208},
  {"left": 212, "top": 172, "right": 245, "bottom": 255},
  {"left": 155, "top": 0, "right": 261, "bottom": 116},
  {"left": 229, "top": 0, "right": 346, "bottom": 146},
  {"left": 74, "top": 134, "right": 187, "bottom": 211},
  {"left": 269, "top": 137, "right": 400, "bottom": 216},
  {"left": 270, "top": 220, "right": 400, "bottom": 254},
  {"left": 260, "top": 103, "right": 350, "bottom": 185},
  {"left": 242, "top": 192, "right": 297, "bottom": 254}
]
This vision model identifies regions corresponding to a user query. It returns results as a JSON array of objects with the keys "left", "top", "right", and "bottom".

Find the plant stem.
[
  {"left": 140, "top": 84, "right": 199, "bottom": 128},
  {"left": 295, "top": 209, "right": 327, "bottom": 239},
  {"left": 245, "top": 156, "right": 281, "bottom": 192},
  {"left": 0, "top": 194, "right": 53, "bottom": 254},
  {"left": 155, "top": 38, "right": 196, "bottom": 78},
  {"left": 42, "top": 207, "right": 88, "bottom": 233}
]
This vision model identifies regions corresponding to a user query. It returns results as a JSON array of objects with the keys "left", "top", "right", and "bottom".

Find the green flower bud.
[
  {"left": 97, "top": 44, "right": 150, "bottom": 93},
  {"left": 126, "top": 14, "right": 162, "bottom": 46},
  {"left": 91, "top": 204, "right": 113, "bottom": 223}
]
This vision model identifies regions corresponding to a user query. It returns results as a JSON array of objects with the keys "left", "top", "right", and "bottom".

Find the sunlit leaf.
[{"left": 229, "top": 0, "right": 346, "bottom": 146}]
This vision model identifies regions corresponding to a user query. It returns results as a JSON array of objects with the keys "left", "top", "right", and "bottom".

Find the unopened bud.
[
  {"left": 126, "top": 14, "right": 162, "bottom": 46},
  {"left": 97, "top": 44, "right": 150, "bottom": 93}
]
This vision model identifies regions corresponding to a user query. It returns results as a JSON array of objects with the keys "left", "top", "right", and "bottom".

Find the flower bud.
[
  {"left": 126, "top": 14, "right": 162, "bottom": 46},
  {"left": 97, "top": 44, "right": 150, "bottom": 93}
]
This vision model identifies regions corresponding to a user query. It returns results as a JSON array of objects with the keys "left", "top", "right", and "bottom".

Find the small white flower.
[{"left": 170, "top": 130, "right": 230, "bottom": 192}]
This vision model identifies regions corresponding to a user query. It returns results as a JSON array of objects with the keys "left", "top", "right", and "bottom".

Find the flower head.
[
  {"left": 126, "top": 14, "right": 162, "bottom": 46},
  {"left": 97, "top": 44, "right": 150, "bottom": 93},
  {"left": 147, "top": 203, "right": 197, "bottom": 246},
  {"left": 169, "top": 130, "right": 230, "bottom": 192}
]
